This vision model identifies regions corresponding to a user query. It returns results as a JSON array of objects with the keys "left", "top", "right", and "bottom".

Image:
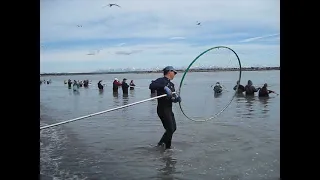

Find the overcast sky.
[{"left": 40, "top": 0, "right": 279, "bottom": 73}]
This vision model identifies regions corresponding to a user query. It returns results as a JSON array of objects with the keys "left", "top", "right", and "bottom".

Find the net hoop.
[{"left": 178, "top": 46, "right": 242, "bottom": 122}]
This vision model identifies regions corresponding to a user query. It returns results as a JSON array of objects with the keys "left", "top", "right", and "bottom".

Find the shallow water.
[{"left": 40, "top": 71, "right": 280, "bottom": 180}]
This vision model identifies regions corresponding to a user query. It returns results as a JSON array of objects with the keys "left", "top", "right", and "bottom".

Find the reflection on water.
[
  {"left": 123, "top": 93, "right": 129, "bottom": 99},
  {"left": 235, "top": 93, "right": 245, "bottom": 98},
  {"left": 73, "top": 90, "right": 80, "bottom": 95},
  {"left": 244, "top": 96, "right": 255, "bottom": 117},
  {"left": 259, "top": 97, "right": 270, "bottom": 117},
  {"left": 129, "top": 89, "right": 135, "bottom": 97},
  {"left": 235, "top": 95, "right": 244, "bottom": 115},
  {"left": 157, "top": 154, "right": 177, "bottom": 180},
  {"left": 113, "top": 92, "right": 119, "bottom": 98},
  {"left": 213, "top": 93, "right": 222, "bottom": 98}
]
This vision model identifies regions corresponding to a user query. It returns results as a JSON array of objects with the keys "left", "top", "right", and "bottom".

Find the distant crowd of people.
[
  {"left": 40, "top": 79, "right": 51, "bottom": 85},
  {"left": 212, "top": 80, "right": 277, "bottom": 97},
  {"left": 63, "top": 78, "right": 137, "bottom": 94}
]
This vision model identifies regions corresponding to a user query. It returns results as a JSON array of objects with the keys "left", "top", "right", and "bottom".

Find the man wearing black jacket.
[
  {"left": 121, "top": 78, "right": 129, "bottom": 94},
  {"left": 149, "top": 66, "right": 181, "bottom": 150}
]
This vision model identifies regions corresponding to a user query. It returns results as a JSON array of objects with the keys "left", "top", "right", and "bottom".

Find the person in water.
[
  {"left": 98, "top": 80, "right": 104, "bottom": 90},
  {"left": 149, "top": 66, "right": 181, "bottom": 150},
  {"left": 83, "top": 80, "right": 89, "bottom": 88},
  {"left": 121, "top": 78, "right": 129, "bottom": 94},
  {"left": 258, "top": 83, "right": 274, "bottom": 97},
  {"left": 73, "top": 80, "right": 79, "bottom": 91},
  {"left": 129, "top": 80, "right": 135, "bottom": 90},
  {"left": 67, "top": 79, "right": 72, "bottom": 89},
  {"left": 213, "top": 82, "right": 223, "bottom": 93},
  {"left": 79, "top": 81, "right": 83, "bottom": 87},
  {"left": 244, "top": 80, "right": 260, "bottom": 96},
  {"left": 112, "top": 78, "right": 122, "bottom": 93},
  {"left": 149, "top": 80, "right": 156, "bottom": 94},
  {"left": 233, "top": 80, "right": 245, "bottom": 94}
]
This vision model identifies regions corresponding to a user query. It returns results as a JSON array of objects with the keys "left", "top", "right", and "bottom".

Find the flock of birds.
[
  {"left": 41, "top": 3, "right": 202, "bottom": 56},
  {"left": 75, "top": 3, "right": 202, "bottom": 29}
]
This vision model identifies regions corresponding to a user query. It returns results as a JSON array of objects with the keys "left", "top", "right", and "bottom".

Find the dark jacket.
[
  {"left": 129, "top": 82, "right": 135, "bottom": 90},
  {"left": 149, "top": 77, "right": 175, "bottom": 107},
  {"left": 258, "top": 87, "right": 272, "bottom": 97},
  {"left": 122, "top": 82, "right": 129, "bottom": 94},
  {"left": 149, "top": 83, "right": 156, "bottom": 93},
  {"left": 233, "top": 84, "right": 245, "bottom": 93},
  {"left": 244, "top": 85, "right": 258, "bottom": 96},
  {"left": 98, "top": 82, "right": 103, "bottom": 90}
]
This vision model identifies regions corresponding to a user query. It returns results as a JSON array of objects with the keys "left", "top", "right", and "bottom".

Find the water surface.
[{"left": 40, "top": 71, "right": 280, "bottom": 180}]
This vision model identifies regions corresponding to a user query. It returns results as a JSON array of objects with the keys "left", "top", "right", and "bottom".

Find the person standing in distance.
[{"left": 149, "top": 66, "right": 181, "bottom": 150}]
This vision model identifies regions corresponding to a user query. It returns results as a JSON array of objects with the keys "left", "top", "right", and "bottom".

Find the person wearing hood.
[
  {"left": 121, "top": 78, "right": 129, "bottom": 94},
  {"left": 244, "top": 80, "right": 260, "bottom": 96},
  {"left": 113, "top": 78, "right": 122, "bottom": 92},
  {"left": 233, "top": 80, "right": 245, "bottom": 94},
  {"left": 129, "top": 80, "right": 136, "bottom": 90},
  {"left": 149, "top": 66, "right": 181, "bottom": 150},
  {"left": 98, "top": 80, "right": 104, "bottom": 90},
  {"left": 213, "top": 82, "right": 223, "bottom": 94},
  {"left": 258, "top": 83, "right": 274, "bottom": 97}
]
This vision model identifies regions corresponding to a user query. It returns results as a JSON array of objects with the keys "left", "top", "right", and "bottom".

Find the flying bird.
[
  {"left": 196, "top": 21, "right": 201, "bottom": 26},
  {"left": 103, "top": 3, "right": 121, "bottom": 8},
  {"left": 77, "top": 25, "right": 82, "bottom": 27}
]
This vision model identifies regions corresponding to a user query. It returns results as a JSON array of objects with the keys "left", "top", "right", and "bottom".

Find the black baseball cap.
[{"left": 163, "top": 66, "right": 177, "bottom": 74}]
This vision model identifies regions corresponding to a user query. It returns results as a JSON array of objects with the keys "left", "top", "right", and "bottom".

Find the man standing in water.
[
  {"left": 112, "top": 78, "right": 122, "bottom": 93},
  {"left": 258, "top": 83, "right": 274, "bottom": 97},
  {"left": 244, "top": 80, "right": 260, "bottom": 96},
  {"left": 149, "top": 66, "right": 181, "bottom": 150},
  {"left": 233, "top": 80, "right": 245, "bottom": 94},
  {"left": 121, "top": 78, "right": 129, "bottom": 94}
]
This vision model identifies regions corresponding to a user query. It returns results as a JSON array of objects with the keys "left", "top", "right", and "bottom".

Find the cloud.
[
  {"left": 239, "top": 33, "right": 280, "bottom": 43},
  {"left": 170, "top": 37, "right": 186, "bottom": 40},
  {"left": 115, "top": 49, "right": 143, "bottom": 55},
  {"left": 117, "top": 43, "right": 126, "bottom": 46},
  {"left": 40, "top": 0, "right": 279, "bottom": 73}
]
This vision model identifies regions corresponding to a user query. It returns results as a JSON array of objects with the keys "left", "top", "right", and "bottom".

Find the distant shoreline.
[{"left": 40, "top": 67, "right": 280, "bottom": 76}]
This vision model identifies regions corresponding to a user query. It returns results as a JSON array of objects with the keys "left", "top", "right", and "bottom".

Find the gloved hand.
[
  {"left": 171, "top": 94, "right": 181, "bottom": 103},
  {"left": 164, "top": 86, "right": 172, "bottom": 98},
  {"left": 175, "top": 96, "right": 181, "bottom": 103}
]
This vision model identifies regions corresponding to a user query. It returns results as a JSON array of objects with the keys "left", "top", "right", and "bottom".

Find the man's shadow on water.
[
  {"left": 112, "top": 92, "right": 121, "bottom": 107},
  {"left": 214, "top": 92, "right": 222, "bottom": 98},
  {"left": 235, "top": 93, "right": 245, "bottom": 115},
  {"left": 129, "top": 89, "right": 135, "bottom": 97},
  {"left": 73, "top": 90, "right": 80, "bottom": 95},
  {"left": 258, "top": 96, "right": 270, "bottom": 115},
  {"left": 122, "top": 93, "right": 129, "bottom": 114},
  {"left": 244, "top": 95, "right": 255, "bottom": 117},
  {"left": 113, "top": 92, "right": 119, "bottom": 98},
  {"left": 99, "top": 89, "right": 104, "bottom": 95},
  {"left": 157, "top": 154, "right": 177, "bottom": 180},
  {"left": 123, "top": 93, "right": 129, "bottom": 105}
]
